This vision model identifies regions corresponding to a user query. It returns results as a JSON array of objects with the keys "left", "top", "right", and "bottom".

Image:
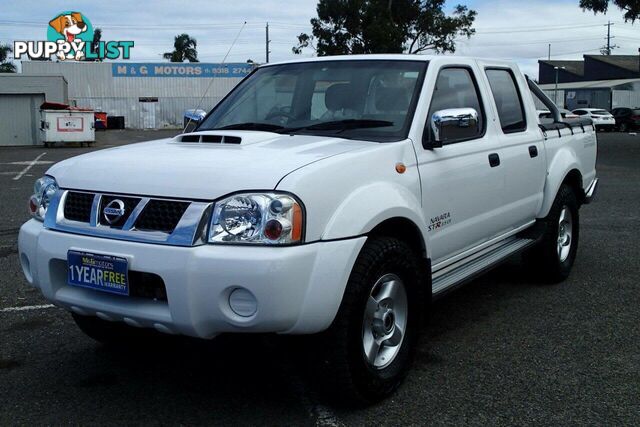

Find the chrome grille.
[
  {"left": 135, "top": 200, "right": 190, "bottom": 233},
  {"left": 63, "top": 192, "right": 93, "bottom": 223},
  {"left": 49, "top": 190, "right": 212, "bottom": 247}
]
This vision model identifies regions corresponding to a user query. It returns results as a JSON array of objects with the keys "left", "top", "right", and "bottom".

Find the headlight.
[
  {"left": 209, "top": 192, "right": 303, "bottom": 245},
  {"left": 29, "top": 176, "right": 59, "bottom": 221}
]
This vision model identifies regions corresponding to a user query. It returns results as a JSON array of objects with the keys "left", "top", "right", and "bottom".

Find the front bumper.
[{"left": 18, "top": 219, "right": 365, "bottom": 338}]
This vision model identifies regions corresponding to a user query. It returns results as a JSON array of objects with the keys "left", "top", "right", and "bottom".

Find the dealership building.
[
  {"left": 538, "top": 55, "right": 640, "bottom": 110},
  {"left": 20, "top": 61, "right": 253, "bottom": 130}
]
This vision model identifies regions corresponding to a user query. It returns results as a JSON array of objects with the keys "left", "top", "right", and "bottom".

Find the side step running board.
[{"left": 432, "top": 237, "right": 536, "bottom": 296}]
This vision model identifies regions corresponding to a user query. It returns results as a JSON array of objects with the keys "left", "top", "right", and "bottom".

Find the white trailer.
[{"left": 40, "top": 108, "right": 95, "bottom": 147}]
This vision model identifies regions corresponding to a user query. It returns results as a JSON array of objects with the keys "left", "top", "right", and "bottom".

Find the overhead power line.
[
  {"left": 473, "top": 23, "right": 610, "bottom": 35},
  {"left": 521, "top": 47, "right": 603, "bottom": 59},
  {"left": 0, "top": 19, "right": 619, "bottom": 32}
]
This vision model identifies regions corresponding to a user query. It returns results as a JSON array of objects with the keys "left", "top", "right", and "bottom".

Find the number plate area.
[{"left": 67, "top": 251, "right": 129, "bottom": 296}]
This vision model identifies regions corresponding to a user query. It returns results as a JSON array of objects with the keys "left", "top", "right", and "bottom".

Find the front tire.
[
  {"left": 314, "top": 236, "right": 424, "bottom": 405},
  {"left": 528, "top": 184, "right": 580, "bottom": 283}
]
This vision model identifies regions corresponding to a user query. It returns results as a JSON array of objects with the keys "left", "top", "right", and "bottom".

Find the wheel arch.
[
  {"left": 562, "top": 169, "right": 586, "bottom": 204},
  {"left": 368, "top": 216, "right": 427, "bottom": 260},
  {"left": 539, "top": 154, "right": 586, "bottom": 218}
]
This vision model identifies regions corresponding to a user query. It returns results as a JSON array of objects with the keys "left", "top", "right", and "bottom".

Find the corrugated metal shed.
[
  {"left": 0, "top": 93, "right": 45, "bottom": 146},
  {"left": 21, "top": 61, "right": 246, "bottom": 129},
  {"left": 539, "top": 78, "right": 640, "bottom": 110},
  {"left": 539, "top": 78, "right": 640, "bottom": 90},
  {"left": 0, "top": 75, "right": 68, "bottom": 146},
  {"left": 0, "top": 74, "right": 68, "bottom": 103}
]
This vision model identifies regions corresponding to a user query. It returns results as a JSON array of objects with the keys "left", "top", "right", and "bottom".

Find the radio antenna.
[{"left": 183, "top": 21, "right": 247, "bottom": 133}]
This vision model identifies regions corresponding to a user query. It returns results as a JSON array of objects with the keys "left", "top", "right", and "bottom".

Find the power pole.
[
  {"left": 548, "top": 43, "right": 551, "bottom": 60},
  {"left": 265, "top": 22, "right": 270, "bottom": 63},
  {"left": 603, "top": 21, "right": 618, "bottom": 55}
]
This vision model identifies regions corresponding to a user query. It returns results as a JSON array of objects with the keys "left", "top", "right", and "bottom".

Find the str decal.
[{"left": 428, "top": 212, "right": 452, "bottom": 232}]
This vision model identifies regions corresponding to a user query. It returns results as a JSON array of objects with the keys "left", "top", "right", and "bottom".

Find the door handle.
[
  {"left": 488, "top": 153, "right": 500, "bottom": 167},
  {"left": 529, "top": 145, "right": 538, "bottom": 158}
]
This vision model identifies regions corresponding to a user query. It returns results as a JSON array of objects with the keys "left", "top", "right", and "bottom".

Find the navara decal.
[{"left": 428, "top": 212, "right": 452, "bottom": 232}]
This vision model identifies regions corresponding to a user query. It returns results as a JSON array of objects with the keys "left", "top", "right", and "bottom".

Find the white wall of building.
[
  {"left": 612, "top": 90, "right": 640, "bottom": 109},
  {"left": 22, "top": 61, "right": 249, "bottom": 129}
]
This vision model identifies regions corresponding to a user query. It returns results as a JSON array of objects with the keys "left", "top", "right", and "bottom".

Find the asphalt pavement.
[{"left": 0, "top": 131, "right": 638, "bottom": 425}]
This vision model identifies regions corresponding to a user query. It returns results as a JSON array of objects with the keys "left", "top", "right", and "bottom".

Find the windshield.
[{"left": 198, "top": 60, "right": 427, "bottom": 141}]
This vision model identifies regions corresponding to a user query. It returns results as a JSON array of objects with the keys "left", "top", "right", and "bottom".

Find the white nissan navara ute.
[{"left": 19, "top": 55, "right": 598, "bottom": 404}]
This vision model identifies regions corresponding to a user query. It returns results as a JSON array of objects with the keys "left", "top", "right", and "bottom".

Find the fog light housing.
[{"left": 228, "top": 288, "right": 257, "bottom": 317}]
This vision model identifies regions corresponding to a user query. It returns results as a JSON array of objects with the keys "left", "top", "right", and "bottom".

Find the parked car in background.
[
  {"left": 537, "top": 109, "right": 552, "bottom": 124},
  {"left": 572, "top": 108, "right": 616, "bottom": 131},
  {"left": 559, "top": 108, "right": 579, "bottom": 119},
  {"left": 538, "top": 108, "right": 579, "bottom": 123},
  {"left": 611, "top": 107, "right": 640, "bottom": 132}
]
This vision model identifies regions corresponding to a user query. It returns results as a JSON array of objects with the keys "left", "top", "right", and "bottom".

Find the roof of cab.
[
  {"left": 259, "top": 54, "right": 517, "bottom": 69},
  {"left": 263, "top": 54, "right": 433, "bottom": 67}
]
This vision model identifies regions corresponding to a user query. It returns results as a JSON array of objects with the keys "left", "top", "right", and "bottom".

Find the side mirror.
[
  {"left": 183, "top": 120, "right": 199, "bottom": 133},
  {"left": 424, "top": 108, "right": 479, "bottom": 149}
]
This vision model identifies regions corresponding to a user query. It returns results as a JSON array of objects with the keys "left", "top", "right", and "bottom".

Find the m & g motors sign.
[{"left": 111, "top": 63, "right": 254, "bottom": 78}]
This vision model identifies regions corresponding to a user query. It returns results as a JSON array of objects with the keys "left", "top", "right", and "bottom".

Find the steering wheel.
[{"left": 264, "top": 110, "right": 297, "bottom": 122}]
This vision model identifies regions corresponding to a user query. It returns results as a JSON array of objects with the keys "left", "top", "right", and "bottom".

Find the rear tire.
[
  {"left": 527, "top": 184, "right": 579, "bottom": 283},
  {"left": 619, "top": 123, "right": 628, "bottom": 133},
  {"left": 313, "top": 236, "right": 424, "bottom": 405}
]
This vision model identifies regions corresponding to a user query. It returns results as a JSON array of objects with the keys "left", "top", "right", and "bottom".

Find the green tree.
[
  {"left": 293, "top": 0, "right": 476, "bottom": 55},
  {"left": 580, "top": 0, "right": 640, "bottom": 21},
  {"left": 0, "top": 43, "right": 16, "bottom": 72},
  {"left": 90, "top": 27, "right": 103, "bottom": 61},
  {"left": 27, "top": 55, "right": 51, "bottom": 61},
  {"left": 163, "top": 34, "right": 199, "bottom": 62}
]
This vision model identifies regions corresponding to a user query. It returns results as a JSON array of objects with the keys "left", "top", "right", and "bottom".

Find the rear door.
[
  {"left": 481, "top": 66, "right": 546, "bottom": 229},
  {"left": 416, "top": 65, "right": 506, "bottom": 264}
]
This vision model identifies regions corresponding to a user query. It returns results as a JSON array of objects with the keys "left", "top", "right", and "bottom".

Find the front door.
[{"left": 416, "top": 65, "right": 506, "bottom": 265}]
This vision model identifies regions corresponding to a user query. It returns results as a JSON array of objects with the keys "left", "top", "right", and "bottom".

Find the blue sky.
[{"left": 1, "top": 0, "right": 638, "bottom": 77}]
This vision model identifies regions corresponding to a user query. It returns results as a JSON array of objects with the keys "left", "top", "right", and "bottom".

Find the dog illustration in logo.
[{"left": 49, "top": 12, "right": 87, "bottom": 60}]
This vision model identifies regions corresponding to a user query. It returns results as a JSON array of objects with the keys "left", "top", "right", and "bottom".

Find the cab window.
[{"left": 485, "top": 68, "right": 527, "bottom": 133}]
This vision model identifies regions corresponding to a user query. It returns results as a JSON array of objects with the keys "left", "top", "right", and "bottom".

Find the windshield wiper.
[
  {"left": 280, "top": 119, "right": 394, "bottom": 134},
  {"left": 209, "top": 122, "right": 286, "bottom": 132}
]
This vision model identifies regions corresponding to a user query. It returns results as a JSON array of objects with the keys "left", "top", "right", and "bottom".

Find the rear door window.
[{"left": 485, "top": 69, "right": 527, "bottom": 133}]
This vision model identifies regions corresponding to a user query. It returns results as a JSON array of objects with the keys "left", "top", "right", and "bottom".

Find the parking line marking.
[
  {"left": 6, "top": 160, "right": 54, "bottom": 166},
  {"left": 287, "top": 371, "right": 341, "bottom": 426},
  {"left": 0, "top": 304, "right": 55, "bottom": 313},
  {"left": 13, "top": 153, "right": 47, "bottom": 181}
]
